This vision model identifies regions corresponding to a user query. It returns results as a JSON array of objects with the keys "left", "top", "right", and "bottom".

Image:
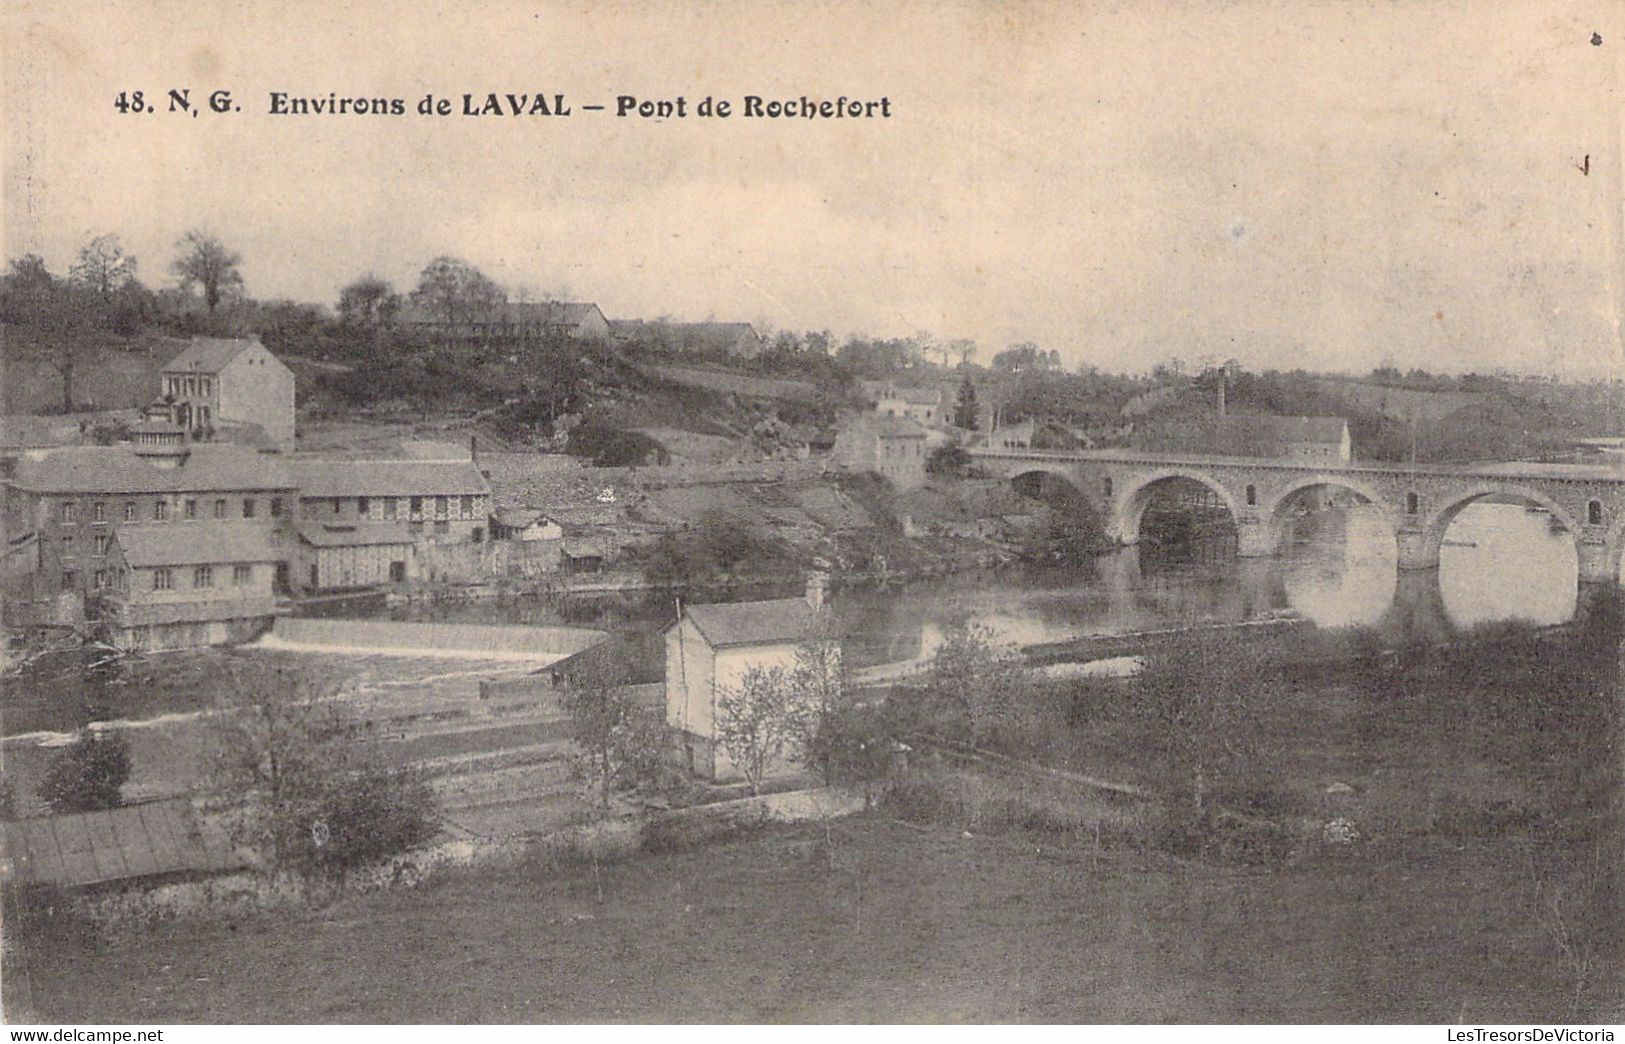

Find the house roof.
[
  {"left": 398, "top": 301, "right": 605, "bottom": 328},
  {"left": 7, "top": 444, "right": 292, "bottom": 494},
  {"left": 116, "top": 525, "right": 278, "bottom": 567},
  {"left": 296, "top": 522, "right": 415, "bottom": 548},
  {"left": 1132, "top": 414, "right": 1348, "bottom": 455},
  {"left": 162, "top": 337, "right": 261, "bottom": 373},
  {"left": 610, "top": 320, "right": 761, "bottom": 352},
  {"left": 869, "top": 384, "right": 943, "bottom": 405},
  {"left": 491, "top": 507, "right": 554, "bottom": 528},
  {"left": 105, "top": 598, "right": 278, "bottom": 626},
  {"left": 1, "top": 797, "right": 248, "bottom": 889},
  {"left": 674, "top": 597, "right": 818, "bottom": 648},
  {"left": 287, "top": 458, "right": 491, "bottom": 498}
]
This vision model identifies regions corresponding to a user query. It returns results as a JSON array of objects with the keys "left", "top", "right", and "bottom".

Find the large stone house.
[
  {"left": 95, "top": 526, "right": 279, "bottom": 650},
  {"left": 664, "top": 577, "right": 833, "bottom": 780},
  {"left": 158, "top": 337, "right": 297, "bottom": 446},
  {"left": 829, "top": 414, "right": 930, "bottom": 490},
  {"left": 1131, "top": 415, "right": 1352, "bottom": 464},
  {"left": 2, "top": 444, "right": 297, "bottom": 623}
]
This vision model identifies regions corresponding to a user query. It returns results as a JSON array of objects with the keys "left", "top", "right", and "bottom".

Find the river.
[{"left": 382, "top": 500, "right": 1594, "bottom": 669}]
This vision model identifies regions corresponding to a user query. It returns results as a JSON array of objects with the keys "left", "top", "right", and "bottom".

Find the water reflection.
[{"left": 833, "top": 500, "right": 1587, "bottom": 661}]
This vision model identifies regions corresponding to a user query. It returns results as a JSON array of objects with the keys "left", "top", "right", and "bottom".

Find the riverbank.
[{"left": 14, "top": 813, "right": 1614, "bottom": 1023}]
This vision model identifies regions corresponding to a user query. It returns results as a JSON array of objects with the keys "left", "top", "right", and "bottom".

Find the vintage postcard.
[{"left": 1, "top": 0, "right": 1621, "bottom": 1029}]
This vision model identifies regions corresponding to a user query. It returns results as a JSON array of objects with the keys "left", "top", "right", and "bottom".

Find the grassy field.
[{"left": 7, "top": 814, "right": 1613, "bottom": 1023}]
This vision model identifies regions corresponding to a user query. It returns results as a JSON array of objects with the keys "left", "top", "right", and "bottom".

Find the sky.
[{"left": 4, "top": 0, "right": 1623, "bottom": 378}]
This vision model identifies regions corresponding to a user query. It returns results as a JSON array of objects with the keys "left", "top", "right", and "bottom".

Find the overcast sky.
[{"left": 4, "top": 0, "right": 1622, "bottom": 377}]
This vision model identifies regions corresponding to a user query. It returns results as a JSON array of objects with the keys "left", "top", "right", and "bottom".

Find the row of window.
[
  {"left": 62, "top": 497, "right": 282, "bottom": 523},
  {"left": 68, "top": 564, "right": 254, "bottom": 591},
  {"left": 163, "top": 375, "right": 213, "bottom": 398},
  {"left": 305, "top": 495, "right": 481, "bottom": 519}
]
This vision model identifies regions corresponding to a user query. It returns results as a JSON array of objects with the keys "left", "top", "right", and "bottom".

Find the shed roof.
[
  {"left": 116, "top": 525, "right": 278, "bottom": 567},
  {"left": 296, "top": 522, "right": 416, "bottom": 548},
  {"left": 288, "top": 458, "right": 490, "bottom": 498},
  {"left": 1, "top": 798, "right": 248, "bottom": 889},
  {"left": 675, "top": 597, "right": 818, "bottom": 648},
  {"left": 8, "top": 444, "right": 292, "bottom": 494}
]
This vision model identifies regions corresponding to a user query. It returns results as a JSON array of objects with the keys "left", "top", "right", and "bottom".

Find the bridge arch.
[
  {"left": 1262, "top": 474, "right": 1399, "bottom": 554},
  {"left": 1419, "top": 484, "right": 1583, "bottom": 571},
  {"left": 1109, "top": 467, "right": 1242, "bottom": 546}
]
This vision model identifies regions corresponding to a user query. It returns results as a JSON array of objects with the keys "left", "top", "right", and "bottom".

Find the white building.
[{"left": 664, "top": 577, "right": 833, "bottom": 781}]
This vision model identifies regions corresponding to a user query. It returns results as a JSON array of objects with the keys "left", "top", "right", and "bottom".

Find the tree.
[
  {"left": 336, "top": 273, "right": 400, "bottom": 326},
  {"left": 922, "top": 617, "right": 1024, "bottom": 743},
  {"left": 1128, "top": 634, "right": 1268, "bottom": 815},
  {"left": 991, "top": 342, "right": 1060, "bottom": 374},
  {"left": 68, "top": 234, "right": 137, "bottom": 296},
  {"left": 562, "top": 640, "right": 668, "bottom": 811},
  {"left": 171, "top": 229, "right": 244, "bottom": 313},
  {"left": 208, "top": 664, "right": 436, "bottom": 872},
  {"left": 953, "top": 377, "right": 980, "bottom": 429},
  {"left": 409, "top": 256, "right": 505, "bottom": 327},
  {"left": 2, "top": 255, "right": 101, "bottom": 411},
  {"left": 716, "top": 665, "right": 800, "bottom": 795},
  {"left": 39, "top": 731, "right": 131, "bottom": 813}
]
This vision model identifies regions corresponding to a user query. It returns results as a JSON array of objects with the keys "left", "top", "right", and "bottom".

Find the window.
[
  {"left": 270, "top": 497, "right": 283, "bottom": 518},
  {"left": 434, "top": 519, "right": 449, "bottom": 535},
  {"left": 1405, "top": 492, "right": 1419, "bottom": 515},
  {"left": 410, "top": 496, "right": 424, "bottom": 516},
  {"left": 153, "top": 568, "right": 173, "bottom": 591},
  {"left": 435, "top": 496, "right": 448, "bottom": 518},
  {"left": 1245, "top": 484, "right": 1257, "bottom": 506},
  {"left": 384, "top": 498, "right": 398, "bottom": 519},
  {"left": 185, "top": 499, "right": 198, "bottom": 520},
  {"left": 461, "top": 495, "right": 473, "bottom": 517},
  {"left": 1102, "top": 477, "right": 1113, "bottom": 498},
  {"left": 63, "top": 570, "right": 77, "bottom": 588},
  {"left": 94, "top": 570, "right": 108, "bottom": 590},
  {"left": 124, "top": 501, "right": 137, "bottom": 522},
  {"left": 1588, "top": 500, "right": 1603, "bottom": 526},
  {"left": 93, "top": 501, "right": 106, "bottom": 523},
  {"left": 94, "top": 533, "right": 110, "bottom": 556},
  {"left": 193, "top": 565, "right": 213, "bottom": 588},
  {"left": 333, "top": 497, "right": 343, "bottom": 515},
  {"left": 215, "top": 499, "right": 227, "bottom": 519},
  {"left": 233, "top": 564, "right": 252, "bottom": 585},
  {"left": 153, "top": 501, "right": 168, "bottom": 521},
  {"left": 358, "top": 496, "right": 371, "bottom": 516},
  {"left": 61, "top": 501, "right": 77, "bottom": 524},
  {"left": 200, "top": 378, "right": 211, "bottom": 396},
  {"left": 243, "top": 498, "right": 256, "bottom": 519}
]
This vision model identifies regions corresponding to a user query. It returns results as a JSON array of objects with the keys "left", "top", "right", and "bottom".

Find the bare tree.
[
  {"left": 68, "top": 234, "right": 138, "bottom": 296},
  {"left": 716, "top": 665, "right": 799, "bottom": 795},
  {"left": 562, "top": 641, "right": 667, "bottom": 811},
  {"left": 171, "top": 229, "right": 244, "bottom": 313}
]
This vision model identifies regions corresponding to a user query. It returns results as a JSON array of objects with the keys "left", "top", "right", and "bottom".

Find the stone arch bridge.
[{"left": 969, "top": 447, "right": 1625, "bottom": 586}]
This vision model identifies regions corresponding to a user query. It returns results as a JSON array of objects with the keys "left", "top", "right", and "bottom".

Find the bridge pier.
[
  {"left": 1395, "top": 527, "right": 1439, "bottom": 571},
  {"left": 1236, "top": 518, "right": 1275, "bottom": 558},
  {"left": 1576, "top": 538, "right": 1617, "bottom": 586}
]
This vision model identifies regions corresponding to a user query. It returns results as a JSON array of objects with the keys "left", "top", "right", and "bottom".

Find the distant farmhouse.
[
  {"left": 155, "top": 337, "right": 296, "bottom": 446},
  {"left": 862, "top": 382, "right": 945, "bottom": 425},
  {"left": 609, "top": 319, "right": 764, "bottom": 359},
  {"left": 1131, "top": 415, "right": 1351, "bottom": 464},
  {"left": 400, "top": 301, "right": 610, "bottom": 343}
]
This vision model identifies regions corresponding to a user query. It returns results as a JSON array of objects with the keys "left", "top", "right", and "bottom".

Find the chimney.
[
  {"left": 470, "top": 434, "right": 479, "bottom": 464},
  {"left": 805, "top": 572, "right": 829, "bottom": 612}
]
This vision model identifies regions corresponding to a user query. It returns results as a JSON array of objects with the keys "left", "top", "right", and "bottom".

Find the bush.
[
  {"left": 38, "top": 730, "right": 130, "bottom": 813},
  {"left": 294, "top": 767, "right": 439, "bottom": 873},
  {"left": 566, "top": 423, "right": 668, "bottom": 467}
]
